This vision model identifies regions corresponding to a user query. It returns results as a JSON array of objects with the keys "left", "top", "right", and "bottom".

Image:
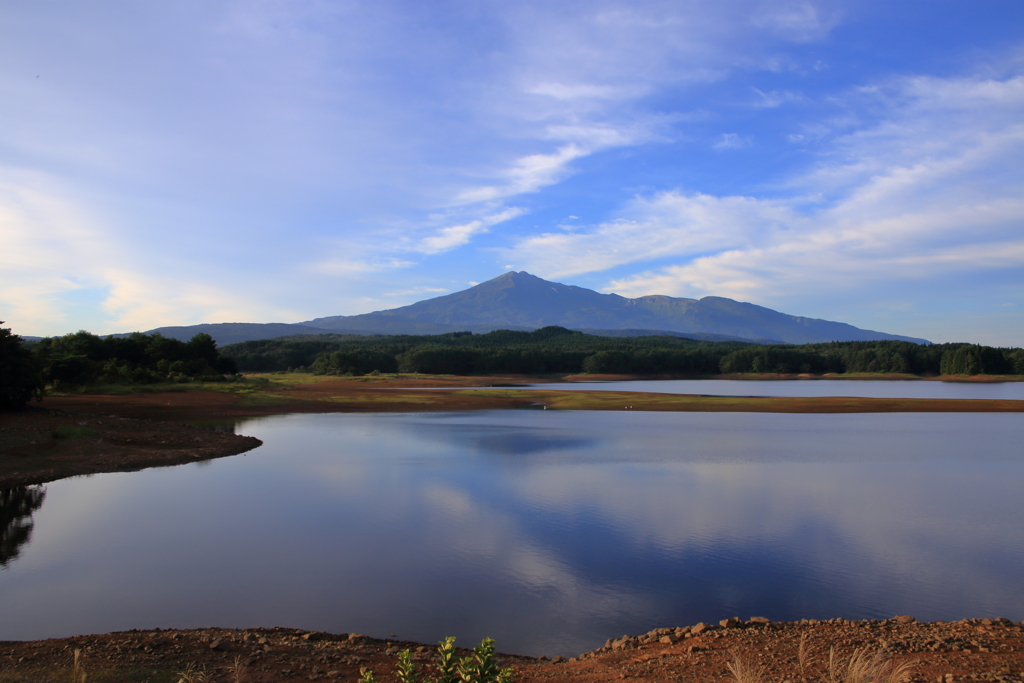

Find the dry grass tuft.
[
  {"left": 71, "top": 649, "right": 86, "bottom": 683},
  {"left": 225, "top": 655, "right": 248, "bottom": 683},
  {"left": 726, "top": 650, "right": 766, "bottom": 683},
  {"left": 176, "top": 662, "right": 212, "bottom": 683},
  {"left": 828, "top": 647, "right": 916, "bottom": 683},
  {"left": 798, "top": 632, "right": 810, "bottom": 676}
]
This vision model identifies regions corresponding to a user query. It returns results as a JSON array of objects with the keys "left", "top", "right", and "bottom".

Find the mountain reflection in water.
[{"left": 0, "top": 411, "right": 1022, "bottom": 658}]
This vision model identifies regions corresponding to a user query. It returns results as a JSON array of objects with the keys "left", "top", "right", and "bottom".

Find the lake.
[{"left": 2, "top": 407, "right": 1023, "bottom": 657}]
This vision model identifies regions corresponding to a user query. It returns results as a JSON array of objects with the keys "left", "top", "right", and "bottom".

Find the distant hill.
[
  {"left": 121, "top": 271, "right": 927, "bottom": 346},
  {"left": 298, "top": 271, "right": 929, "bottom": 345},
  {"left": 140, "top": 323, "right": 333, "bottom": 345}
]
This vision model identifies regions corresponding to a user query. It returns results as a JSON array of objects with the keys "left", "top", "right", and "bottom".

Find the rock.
[
  {"left": 720, "top": 617, "right": 742, "bottom": 629},
  {"left": 895, "top": 615, "right": 916, "bottom": 624},
  {"left": 150, "top": 636, "right": 170, "bottom": 647},
  {"left": 659, "top": 635, "right": 678, "bottom": 645},
  {"left": 302, "top": 632, "right": 321, "bottom": 641},
  {"left": 749, "top": 617, "right": 771, "bottom": 625},
  {"left": 209, "top": 638, "right": 230, "bottom": 652},
  {"left": 690, "top": 623, "right": 711, "bottom": 635},
  {"left": 326, "top": 671, "right": 341, "bottom": 679},
  {"left": 348, "top": 633, "right": 366, "bottom": 641},
  {"left": 551, "top": 655, "right": 564, "bottom": 663}
]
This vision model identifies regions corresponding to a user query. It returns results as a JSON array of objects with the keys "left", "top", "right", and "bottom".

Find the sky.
[{"left": 2, "top": 1, "right": 1023, "bottom": 345}]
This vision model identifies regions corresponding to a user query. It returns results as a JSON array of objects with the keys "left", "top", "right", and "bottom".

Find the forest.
[
  {"left": 5, "top": 323, "right": 1023, "bottom": 412},
  {"left": 220, "top": 327, "right": 1024, "bottom": 377},
  {"left": 25, "top": 329, "right": 238, "bottom": 392}
]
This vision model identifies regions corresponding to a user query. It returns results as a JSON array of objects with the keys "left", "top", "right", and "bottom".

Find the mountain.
[
  {"left": 297, "top": 271, "right": 929, "bottom": 345},
  {"left": 138, "top": 322, "right": 334, "bottom": 345},
  {"left": 126, "top": 271, "right": 927, "bottom": 345}
]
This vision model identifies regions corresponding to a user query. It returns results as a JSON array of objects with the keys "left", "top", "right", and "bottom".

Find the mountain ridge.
[
  {"left": 296, "top": 271, "right": 929, "bottom": 345},
  {"left": 137, "top": 271, "right": 928, "bottom": 345}
]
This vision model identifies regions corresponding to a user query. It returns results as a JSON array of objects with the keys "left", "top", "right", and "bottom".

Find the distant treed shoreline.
[
  {"left": 7, "top": 325, "right": 1021, "bottom": 410},
  {"left": 219, "top": 327, "right": 1024, "bottom": 377}
]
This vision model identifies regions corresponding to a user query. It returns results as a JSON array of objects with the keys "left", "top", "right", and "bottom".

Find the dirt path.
[{"left": 2, "top": 617, "right": 1022, "bottom": 682}]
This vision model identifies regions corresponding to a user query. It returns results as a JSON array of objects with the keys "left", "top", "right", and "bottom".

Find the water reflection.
[
  {"left": 1, "top": 412, "right": 1022, "bottom": 658},
  {"left": 0, "top": 486, "right": 46, "bottom": 568}
]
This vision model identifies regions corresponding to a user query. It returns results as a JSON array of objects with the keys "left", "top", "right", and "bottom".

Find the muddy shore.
[{"left": 3, "top": 616, "right": 1023, "bottom": 682}]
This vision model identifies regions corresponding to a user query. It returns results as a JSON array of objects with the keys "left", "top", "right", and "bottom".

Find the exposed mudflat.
[
  {"left": 0, "top": 407, "right": 261, "bottom": 488},
  {"left": 2, "top": 617, "right": 1023, "bottom": 682}
]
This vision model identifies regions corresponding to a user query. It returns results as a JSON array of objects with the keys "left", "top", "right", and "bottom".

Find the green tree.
[{"left": 0, "top": 323, "right": 45, "bottom": 409}]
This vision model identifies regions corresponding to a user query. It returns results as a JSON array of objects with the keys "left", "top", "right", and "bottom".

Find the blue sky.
[{"left": 2, "top": 1, "right": 1023, "bottom": 345}]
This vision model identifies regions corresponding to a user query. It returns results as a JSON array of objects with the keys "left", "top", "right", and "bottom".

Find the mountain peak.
[{"left": 292, "top": 272, "right": 929, "bottom": 344}]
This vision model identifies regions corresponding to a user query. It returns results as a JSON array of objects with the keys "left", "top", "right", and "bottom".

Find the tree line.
[
  {"left": 1, "top": 323, "right": 239, "bottom": 408},
  {"left": 4, "top": 322, "right": 1022, "bottom": 411},
  {"left": 220, "top": 327, "right": 1024, "bottom": 377}
]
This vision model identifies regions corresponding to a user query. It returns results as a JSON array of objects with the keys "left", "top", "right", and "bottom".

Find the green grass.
[{"left": 51, "top": 425, "right": 99, "bottom": 439}]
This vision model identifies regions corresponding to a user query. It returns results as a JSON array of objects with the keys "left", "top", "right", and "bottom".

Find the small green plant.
[
  {"left": 365, "top": 637, "right": 512, "bottom": 683},
  {"left": 457, "top": 638, "right": 512, "bottom": 683},
  {"left": 396, "top": 650, "right": 420, "bottom": 683},
  {"left": 432, "top": 636, "right": 459, "bottom": 683}
]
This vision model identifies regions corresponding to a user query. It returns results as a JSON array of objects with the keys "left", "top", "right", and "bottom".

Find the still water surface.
[{"left": 2, "top": 409, "right": 1023, "bottom": 656}]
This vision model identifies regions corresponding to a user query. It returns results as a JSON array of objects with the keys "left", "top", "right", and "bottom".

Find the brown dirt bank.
[
  {"left": 3, "top": 617, "right": 1023, "bottom": 682},
  {"left": 464, "top": 390, "right": 1024, "bottom": 414},
  {"left": 0, "top": 407, "right": 262, "bottom": 488}
]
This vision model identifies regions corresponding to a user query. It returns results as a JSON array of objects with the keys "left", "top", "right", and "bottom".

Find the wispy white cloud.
[
  {"left": 454, "top": 148, "right": 588, "bottom": 204},
  {"left": 752, "top": 87, "right": 804, "bottom": 108},
  {"left": 713, "top": 133, "right": 753, "bottom": 150},
  {"left": 417, "top": 207, "right": 526, "bottom": 254},
  {"left": 504, "top": 71, "right": 1024, "bottom": 339}
]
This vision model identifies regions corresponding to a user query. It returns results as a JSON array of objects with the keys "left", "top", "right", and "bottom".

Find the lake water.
[
  {"left": 2, "top": 409, "right": 1023, "bottom": 657},
  {"left": 522, "top": 378, "right": 1024, "bottom": 400}
]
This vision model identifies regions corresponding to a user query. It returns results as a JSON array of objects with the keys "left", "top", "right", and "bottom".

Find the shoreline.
[
  {"left": 3, "top": 372, "right": 1022, "bottom": 488},
  {"left": 3, "top": 616, "right": 1023, "bottom": 682}
]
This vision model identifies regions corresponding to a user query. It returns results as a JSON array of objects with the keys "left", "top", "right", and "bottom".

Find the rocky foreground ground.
[{"left": 3, "top": 616, "right": 1024, "bottom": 683}]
